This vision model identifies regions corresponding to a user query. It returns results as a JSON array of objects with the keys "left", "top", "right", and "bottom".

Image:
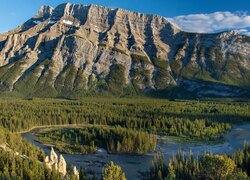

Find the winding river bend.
[{"left": 22, "top": 124, "right": 250, "bottom": 180}]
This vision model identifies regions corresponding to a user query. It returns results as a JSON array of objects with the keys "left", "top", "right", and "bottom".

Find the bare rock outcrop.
[
  {"left": 72, "top": 166, "right": 80, "bottom": 179},
  {"left": 45, "top": 147, "right": 58, "bottom": 170},
  {"left": 45, "top": 147, "right": 72, "bottom": 178},
  {"left": 58, "top": 154, "right": 67, "bottom": 176}
]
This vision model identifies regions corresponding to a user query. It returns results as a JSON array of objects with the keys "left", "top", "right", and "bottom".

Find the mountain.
[{"left": 0, "top": 3, "right": 250, "bottom": 98}]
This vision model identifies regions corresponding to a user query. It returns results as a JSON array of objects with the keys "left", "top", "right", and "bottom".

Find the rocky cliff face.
[{"left": 0, "top": 3, "right": 250, "bottom": 98}]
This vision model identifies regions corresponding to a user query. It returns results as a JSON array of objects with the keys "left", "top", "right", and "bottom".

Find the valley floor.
[{"left": 0, "top": 97, "right": 250, "bottom": 179}]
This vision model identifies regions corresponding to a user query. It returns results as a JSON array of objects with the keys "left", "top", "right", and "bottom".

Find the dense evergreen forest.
[
  {"left": 0, "top": 98, "right": 247, "bottom": 141},
  {"left": 0, "top": 97, "right": 249, "bottom": 179},
  {"left": 36, "top": 126, "right": 157, "bottom": 154},
  {"left": 0, "top": 127, "right": 63, "bottom": 179},
  {"left": 149, "top": 143, "right": 250, "bottom": 179},
  {"left": 0, "top": 126, "right": 126, "bottom": 179}
]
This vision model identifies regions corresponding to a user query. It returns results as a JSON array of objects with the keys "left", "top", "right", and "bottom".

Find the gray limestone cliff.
[{"left": 0, "top": 3, "right": 249, "bottom": 98}]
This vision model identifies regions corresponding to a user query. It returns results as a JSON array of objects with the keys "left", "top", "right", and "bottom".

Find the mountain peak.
[
  {"left": 36, "top": 5, "right": 54, "bottom": 18},
  {"left": 33, "top": 3, "right": 179, "bottom": 31}
]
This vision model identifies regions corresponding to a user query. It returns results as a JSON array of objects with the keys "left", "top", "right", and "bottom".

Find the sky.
[{"left": 0, "top": 0, "right": 250, "bottom": 35}]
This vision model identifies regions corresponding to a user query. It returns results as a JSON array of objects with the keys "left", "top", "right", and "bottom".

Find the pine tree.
[
  {"left": 167, "top": 160, "right": 176, "bottom": 180},
  {"left": 102, "top": 161, "right": 126, "bottom": 180}
]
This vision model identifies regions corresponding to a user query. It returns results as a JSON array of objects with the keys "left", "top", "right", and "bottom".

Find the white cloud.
[{"left": 170, "top": 11, "right": 250, "bottom": 36}]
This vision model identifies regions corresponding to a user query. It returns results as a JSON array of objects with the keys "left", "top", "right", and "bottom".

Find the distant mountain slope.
[{"left": 0, "top": 3, "right": 250, "bottom": 98}]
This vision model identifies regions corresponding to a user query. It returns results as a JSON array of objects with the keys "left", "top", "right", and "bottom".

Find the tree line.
[
  {"left": 37, "top": 126, "right": 157, "bottom": 154},
  {"left": 149, "top": 143, "right": 250, "bottom": 179},
  {"left": 0, "top": 127, "right": 127, "bottom": 180},
  {"left": 0, "top": 98, "right": 245, "bottom": 141}
]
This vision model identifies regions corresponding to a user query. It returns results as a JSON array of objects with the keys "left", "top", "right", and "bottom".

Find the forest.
[
  {"left": 0, "top": 98, "right": 247, "bottom": 141},
  {"left": 0, "top": 97, "right": 249, "bottom": 179},
  {"left": 148, "top": 143, "right": 250, "bottom": 179},
  {"left": 0, "top": 127, "right": 63, "bottom": 179},
  {"left": 0, "top": 126, "right": 126, "bottom": 180},
  {"left": 36, "top": 126, "right": 157, "bottom": 154}
]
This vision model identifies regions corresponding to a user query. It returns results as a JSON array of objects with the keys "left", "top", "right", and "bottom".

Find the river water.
[{"left": 22, "top": 124, "right": 250, "bottom": 180}]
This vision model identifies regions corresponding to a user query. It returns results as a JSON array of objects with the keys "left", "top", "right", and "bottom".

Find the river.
[{"left": 22, "top": 124, "right": 250, "bottom": 180}]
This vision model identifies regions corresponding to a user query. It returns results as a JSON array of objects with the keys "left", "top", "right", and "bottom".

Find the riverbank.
[
  {"left": 22, "top": 124, "right": 250, "bottom": 180},
  {"left": 16, "top": 124, "right": 113, "bottom": 134},
  {"left": 23, "top": 123, "right": 231, "bottom": 156}
]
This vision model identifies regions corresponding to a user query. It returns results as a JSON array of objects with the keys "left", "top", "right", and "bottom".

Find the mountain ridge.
[{"left": 0, "top": 3, "right": 250, "bottom": 98}]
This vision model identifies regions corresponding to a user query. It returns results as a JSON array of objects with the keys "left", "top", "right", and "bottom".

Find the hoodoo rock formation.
[{"left": 45, "top": 147, "right": 79, "bottom": 178}]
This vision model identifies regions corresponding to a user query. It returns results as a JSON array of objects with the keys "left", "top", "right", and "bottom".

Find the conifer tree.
[{"left": 102, "top": 161, "right": 126, "bottom": 180}]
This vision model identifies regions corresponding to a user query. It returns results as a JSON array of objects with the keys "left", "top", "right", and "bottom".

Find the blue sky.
[{"left": 0, "top": 0, "right": 250, "bottom": 35}]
